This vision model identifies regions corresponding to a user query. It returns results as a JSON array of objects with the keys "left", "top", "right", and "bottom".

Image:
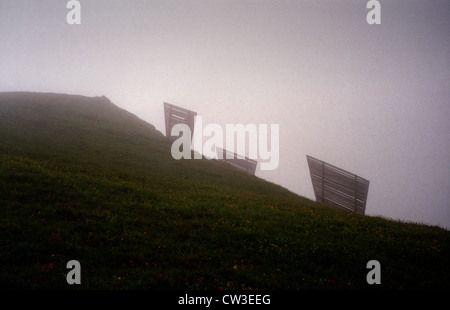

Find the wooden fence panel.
[{"left": 306, "top": 155, "right": 369, "bottom": 215}]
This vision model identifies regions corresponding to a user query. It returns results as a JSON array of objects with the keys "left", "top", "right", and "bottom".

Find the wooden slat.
[
  {"left": 164, "top": 102, "right": 195, "bottom": 115},
  {"left": 169, "top": 109, "right": 193, "bottom": 120},
  {"left": 217, "top": 147, "right": 257, "bottom": 175},
  {"left": 169, "top": 117, "right": 191, "bottom": 126}
]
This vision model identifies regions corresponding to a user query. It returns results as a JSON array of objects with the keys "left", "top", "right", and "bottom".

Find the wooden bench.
[
  {"left": 164, "top": 102, "right": 197, "bottom": 141},
  {"left": 306, "top": 155, "right": 369, "bottom": 214}
]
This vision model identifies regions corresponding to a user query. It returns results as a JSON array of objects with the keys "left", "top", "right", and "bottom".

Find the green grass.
[{"left": 0, "top": 92, "right": 449, "bottom": 290}]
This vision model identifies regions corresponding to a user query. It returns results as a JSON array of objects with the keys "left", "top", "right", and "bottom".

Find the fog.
[{"left": 1, "top": 0, "right": 449, "bottom": 228}]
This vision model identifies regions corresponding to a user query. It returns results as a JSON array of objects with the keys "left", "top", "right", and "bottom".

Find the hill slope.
[{"left": 0, "top": 92, "right": 449, "bottom": 289}]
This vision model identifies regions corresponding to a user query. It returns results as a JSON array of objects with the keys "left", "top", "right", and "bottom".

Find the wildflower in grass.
[{"left": 39, "top": 263, "right": 55, "bottom": 273}]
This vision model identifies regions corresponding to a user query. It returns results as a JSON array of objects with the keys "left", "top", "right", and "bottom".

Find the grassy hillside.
[{"left": 0, "top": 92, "right": 449, "bottom": 290}]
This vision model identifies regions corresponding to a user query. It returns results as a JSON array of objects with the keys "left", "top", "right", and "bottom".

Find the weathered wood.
[
  {"left": 164, "top": 102, "right": 197, "bottom": 141},
  {"left": 217, "top": 147, "right": 257, "bottom": 176},
  {"left": 306, "top": 155, "right": 370, "bottom": 215}
]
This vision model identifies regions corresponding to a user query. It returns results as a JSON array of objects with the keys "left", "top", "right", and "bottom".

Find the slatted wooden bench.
[
  {"left": 164, "top": 102, "right": 197, "bottom": 141},
  {"left": 306, "top": 155, "right": 369, "bottom": 214}
]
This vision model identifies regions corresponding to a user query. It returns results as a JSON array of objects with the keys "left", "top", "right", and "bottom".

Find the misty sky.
[{"left": 1, "top": 0, "right": 449, "bottom": 228}]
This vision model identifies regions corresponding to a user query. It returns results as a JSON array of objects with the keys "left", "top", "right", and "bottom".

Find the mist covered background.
[{"left": 1, "top": 0, "right": 449, "bottom": 228}]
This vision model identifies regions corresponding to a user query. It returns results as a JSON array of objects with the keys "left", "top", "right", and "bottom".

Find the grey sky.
[{"left": 1, "top": 0, "right": 449, "bottom": 228}]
